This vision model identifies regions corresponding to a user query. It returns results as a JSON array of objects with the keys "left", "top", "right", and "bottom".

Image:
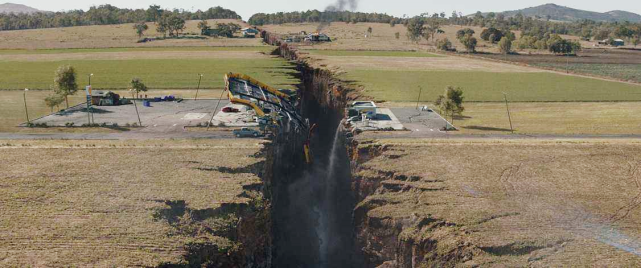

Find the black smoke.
[
  {"left": 317, "top": 0, "right": 360, "bottom": 32},
  {"left": 325, "top": 0, "right": 359, "bottom": 12}
]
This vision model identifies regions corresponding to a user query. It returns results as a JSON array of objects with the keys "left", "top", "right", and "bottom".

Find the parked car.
[
  {"left": 233, "top": 128, "right": 262, "bottom": 138},
  {"left": 222, "top": 107, "right": 240, "bottom": 113}
]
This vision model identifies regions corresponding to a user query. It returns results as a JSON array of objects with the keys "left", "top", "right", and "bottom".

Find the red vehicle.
[{"left": 222, "top": 107, "right": 240, "bottom": 113}]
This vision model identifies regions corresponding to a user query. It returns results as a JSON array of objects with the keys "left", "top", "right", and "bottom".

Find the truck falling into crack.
[{"left": 224, "top": 73, "right": 317, "bottom": 163}]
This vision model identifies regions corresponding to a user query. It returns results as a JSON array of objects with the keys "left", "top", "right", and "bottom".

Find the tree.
[
  {"left": 549, "top": 38, "right": 581, "bottom": 55},
  {"left": 481, "top": 27, "right": 504, "bottom": 43},
  {"left": 498, "top": 37, "right": 512, "bottom": 54},
  {"left": 406, "top": 17, "right": 425, "bottom": 42},
  {"left": 215, "top": 23, "right": 241, "bottom": 38},
  {"left": 133, "top": 22, "right": 148, "bottom": 38},
  {"left": 436, "top": 38, "right": 452, "bottom": 51},
  {"left": 44, "top": 93, "right": 65, "bottom": 113},
  {"left": 130, "top": 78, "right": 148, "bottom": 98},
  {"left": 424, "top": 19, "right": 441, "bottom": 42},
  {"left": 594, "top": 28, "right": 611, "bottom": 41},
  {"left": 167, "top": 14, "right": 186, "bottom": 37},
  {"left": 435, "top": 86, "right": 465, "bottom": 125},
  {"left": 146, "top": 5, "right": 163, "bottom": 22},
  {"left": 198, "top": 20, "right": 210, "bottom": 33},
  {"left": 614, "top": 26, "right": 634, "bottom": 39},
  {"left": 456, "top": 28, "right": 475, "bottom": 39},
  {"left": 367, "top": 26, "right": 373, "bottom": 36},
  {"left": 198, "top": 20, "right": 211, "bottom": 35},
  {"left": 156, "top": 14, "right": 169, "bottom": 38},
  {"left": 460, "top": 34, "right": 477, "bottom": 52},
  {"left": 54, "top": 65, "right": 78, "bottom": 108}
]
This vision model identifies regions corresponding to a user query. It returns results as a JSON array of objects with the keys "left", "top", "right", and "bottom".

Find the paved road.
[
  {"left": 0, "top": 130, "right": 234, "bottom": 140},
  {"left": 358, "top": 132, "right": 641, "bottom": 140}
]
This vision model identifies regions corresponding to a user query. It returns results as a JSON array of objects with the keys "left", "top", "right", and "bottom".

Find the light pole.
[
  {"left": 194, "top": 74, "right": 203, "bottom": 100},
  {"left": 23, "top": 88, "right": 30, "bottom": 125},
  {"left": 416, "top": 86, "right": 423, "bottom": 110},
  {"left": 88, "top": 73, "right": 94, "bottom": 124}
]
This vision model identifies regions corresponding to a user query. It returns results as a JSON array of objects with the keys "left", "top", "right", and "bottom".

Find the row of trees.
[
  {"left": 248, "top": 10, "right": 401, "bottom": 26},
  {"left": 44, "top": 65, "right": 149, "bottom": 112},
  {"left": 450, "top": 11, "right": 641, "bottom": 42},
  {"left": 0, "top": 5, "right": 240, "bottom": 31},
  {"left": 197, "top": 20, "right": 242, "bottom": 37}
]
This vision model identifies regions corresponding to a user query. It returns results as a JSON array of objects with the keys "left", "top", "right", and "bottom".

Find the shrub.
[{"left": 436, "top": 38, "right": 452, "bottom": 51}]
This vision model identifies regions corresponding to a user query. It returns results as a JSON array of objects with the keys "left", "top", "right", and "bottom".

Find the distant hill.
[
  {"left": 0, "top": 3, "right": 43, "bottom": 14},
  {"left": 479, "top": 3, "right": 641, "bottom": 23}
]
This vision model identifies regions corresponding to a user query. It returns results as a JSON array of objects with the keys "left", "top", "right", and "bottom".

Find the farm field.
[
  {"left": 533, "top": 63, "right": 641, "bottom": 83},
  {"left": 389, "top": 102, "right": 641, "bottom": 134},
  {"left": 0, "top": 139, "right": 266, "bottom": 267},
  {"left": 0, "top": 19, "right": 260, "bottom": 50},
  {"left": 0, "top": 56, "right": 297, "bottom": 90},
  {"left": 0, "top": 46, "right": 273, "bottom": 55},
  {"left": 356, "top": 138, "right": 641, "bottom": 266},
  {"left": 345, "top": 69, "right": 641, "bottom": 102},
  {"left": 476, "top": 48, "right": 641, "bottom": 83},
  {"left": 303, "top": 50, "right": 440, "bottom": 57}
]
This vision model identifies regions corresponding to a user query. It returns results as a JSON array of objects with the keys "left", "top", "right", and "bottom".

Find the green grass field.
[
  {"left": 0, "top": 58, "right": 297, "bottom": 90},
  {"left": 0, "top": 46, "right": 273, "bottom": 55},
  {"left": 304, "top": 50, "right": 441, "bottom": 57},
  {"left": 346, "top": 70, "right": 641, "bottom": 102},
  {"left": 533, "top": 63, "right": 641, "bottom": 83}
]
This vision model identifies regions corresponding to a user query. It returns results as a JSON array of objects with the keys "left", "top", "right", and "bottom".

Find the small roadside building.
[
  {"left": 91, "top": 91, "right": 120, "bottom": 106},
  {"left": 242, "top": 28, "right": 260, "bottom": 38},
  {"left": 598, "top": 39, "right": 625, "bottom": 47}
]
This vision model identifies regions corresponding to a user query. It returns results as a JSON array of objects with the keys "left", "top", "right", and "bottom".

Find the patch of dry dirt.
[{"left": 354, "top": 139, "right": 641, "bottom": 266}]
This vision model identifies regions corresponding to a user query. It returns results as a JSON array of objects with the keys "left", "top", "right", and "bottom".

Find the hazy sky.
[{"left": 10, "top": 0, "right": 641, "bottom": 21}]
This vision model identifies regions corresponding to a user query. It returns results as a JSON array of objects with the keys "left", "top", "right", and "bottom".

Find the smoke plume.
[
  {"left": 317, "top": 0, "right": 359, "bottom": 32},
  {"left": 325, "top": 0, "right": 359, "bottom": 12}
]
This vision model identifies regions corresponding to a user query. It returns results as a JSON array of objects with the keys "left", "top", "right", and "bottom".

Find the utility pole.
[
  {"left": 566, "top": 52, "right": 570, "bottom": 74},
  {"left": 23, "top": 88, "right": 30, "bottom": 125},
  {"left": 503, "top": 92, "right": 514, "bottom": 134},
  {"left": 88, "top": 73, "right": 94, "bottom": 124},
  {"left": 416, "top": 86, "right": 423, "bottom": 110},
  {"left": 194, "top": 74, "right": 203, "bottom": 100},
  {"left": 130, "top": 89, "right": 142, "bottom": 127}
]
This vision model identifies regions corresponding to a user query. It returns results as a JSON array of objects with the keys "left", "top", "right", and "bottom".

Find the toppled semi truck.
[{"left": 224, "top": 73, "right": 316, "bottom": 163}]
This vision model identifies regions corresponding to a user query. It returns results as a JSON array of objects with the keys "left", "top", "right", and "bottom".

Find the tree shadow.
[
  {"left": 453, "top": 115, "right": 472, "bottom": 120},
  {"left": 463, "top": 125, "right": 513, "bottom": 132}
]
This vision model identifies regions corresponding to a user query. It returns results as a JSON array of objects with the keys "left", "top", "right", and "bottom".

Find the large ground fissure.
[{"left": 268, "top": 61, "right": 362, "bottom": 268}]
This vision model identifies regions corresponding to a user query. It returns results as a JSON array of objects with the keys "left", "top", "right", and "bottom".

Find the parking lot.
[
  {"left": 30, "top": 99, "right": 230, "bottom": 132},
  {"left": 390, "top": 106, "right": 454, "bottom": 133}
]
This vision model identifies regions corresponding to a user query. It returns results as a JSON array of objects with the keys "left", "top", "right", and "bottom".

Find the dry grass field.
[
  {"left": 0, "top": 139, "right": 265, "bottom": 267},
  {"left": 0, "top": 19, "right": 259, "bottom": 50},
  {"left": 356, "top": 138, "right": 641, "bottom": 266}
]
